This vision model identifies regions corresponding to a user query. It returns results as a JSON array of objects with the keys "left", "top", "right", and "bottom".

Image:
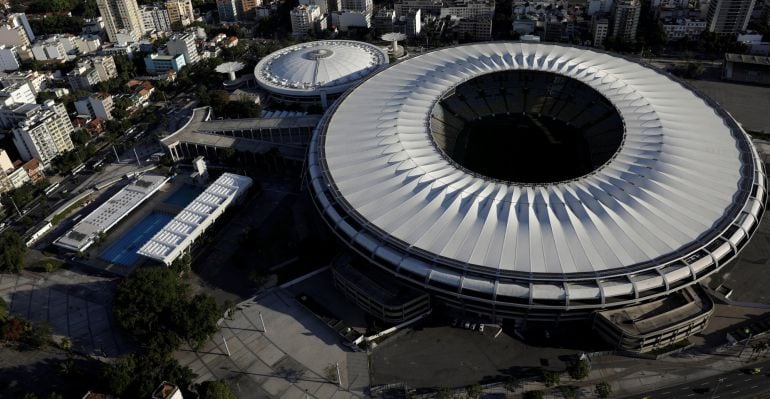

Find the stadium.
[
  {"left": 307, "top": 42, "right": 766, "bottom": 349},
  {"left": 253, "top": 40, "right": 389, "bottom": 109}
]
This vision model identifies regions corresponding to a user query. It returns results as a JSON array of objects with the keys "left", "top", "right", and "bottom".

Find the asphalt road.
[{"left": 623, "top": 357, "right": 770, "bottom": 399}]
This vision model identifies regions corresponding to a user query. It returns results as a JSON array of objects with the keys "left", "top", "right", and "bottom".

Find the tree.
[
  {"left": 465, "top": 383, "right": 482, "bottom": 399},
  {"left": 0, "top": 230, "right": 26, "bottom": 273},
  {"left": 0, "top": 297, "right": 7, "bottom": 321},
  {"left": 595, "top": 381, "right": 612, "bottom": 398},
  {"left": 543, "top": 370, "right": 560, "bottom": 387},
  {"left": 559, "top": 386, "right": 579, "bottom": 399},
  {"left": 170, "top": 252, "right": 192, "bottom": 275},
  {"left": 198, "top": 380, "right": 237, "bottom": 399},
  {"left": 522, "top": 391, "right": 544, "bottom": 399},
  {"left": 503, "top": 376, "right": 521, "bottom": 393},
  {"left": 567, "top": 358, "right": 591, "bottom": 380},
  {"left": 102, "top": 352, "right": 196, "bottom": 398},
  {"left": 436, "top": 387, "right": 452, "bottom": 399},
  {"left": 113, "top": 267, "right": 221, "bottom": 353}
]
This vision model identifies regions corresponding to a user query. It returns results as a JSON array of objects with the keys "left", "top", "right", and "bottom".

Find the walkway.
[{"left": 174, "top": 288, "right": 368, "bottom": 399}]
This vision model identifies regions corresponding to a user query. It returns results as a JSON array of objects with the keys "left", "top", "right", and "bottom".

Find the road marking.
[
  {"left": 700, "top": 382, "right": 710, "bottom": 385},
  {"left": 745, "top": 378, "right": 752, "bottom": 381},
  {"left": 752, "top": 385, "right": 759, "bottom": 388},
  {"left": 726, "top": 384, "right": 734, "bottom": 387},
  {"left": 732, "top": 390, "right": 741, "bottom": 394}
]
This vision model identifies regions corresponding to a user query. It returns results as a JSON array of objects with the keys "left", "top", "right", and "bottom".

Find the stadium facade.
[
  {"left": 307, "top": 42, "right": 766, "bottom": 349},
  {"left": 254, "top": 40, "right": 389, "bottom": 108}
]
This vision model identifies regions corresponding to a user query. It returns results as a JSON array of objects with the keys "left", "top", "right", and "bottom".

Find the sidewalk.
[{"left": 174, "top": 288, "right": 368, "bottom": 399}]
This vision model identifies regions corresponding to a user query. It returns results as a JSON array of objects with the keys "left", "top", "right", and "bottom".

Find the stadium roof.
[
  {"left": 308, "top": 43, "right": 766, "bottom": 306},
  {"left": 137, "top": 173, "right": 252, "bottom": 265},
  {"left": 54, "top": 174, "right": 169, "bottom": 252},
  {"left": 254, "top": 40, "right": 389, "bottom": 97}
]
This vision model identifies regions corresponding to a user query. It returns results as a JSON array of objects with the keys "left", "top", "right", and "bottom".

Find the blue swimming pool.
[
  {"left": 165, "top": 184, "right": 202, "bottom": 208},
  {"left": 100, "top": 212, "right": 173, "bottom": 266}
]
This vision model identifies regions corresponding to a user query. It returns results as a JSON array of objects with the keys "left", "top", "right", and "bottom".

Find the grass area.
[
  {"left": 27, "top": 259, "right": 64, "bottom": 273},
  {"left": 51, "top": 198, "right": 87, "bottom": 226}
]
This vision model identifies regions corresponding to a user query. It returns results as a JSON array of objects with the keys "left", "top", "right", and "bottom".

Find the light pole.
[
  {"left": 711, "top": 377, "right": 726, "bottom": 399},
  {"left": 740, "top": 328, "right": 753, "bottom": 359}
]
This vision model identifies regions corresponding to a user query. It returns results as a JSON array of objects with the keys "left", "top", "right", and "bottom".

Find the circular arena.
[
  {"left": 254, "top": 40, "right": 389, "bottom": 108},
  {"left": 308, "top": 42, "right": 767, "bottom": 320}
]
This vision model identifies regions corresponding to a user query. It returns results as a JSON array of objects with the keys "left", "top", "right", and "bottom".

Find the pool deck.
[{"left": 78, "top": 175, "right": 204, "bottom": 276}]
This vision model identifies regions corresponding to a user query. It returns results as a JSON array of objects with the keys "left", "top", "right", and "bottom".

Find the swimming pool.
[
  {"left": 100, "top": 212, "right": 173, "bottom": 266},
  {"left": 165, "top": 184, "right": 202, "bottom": 208}
]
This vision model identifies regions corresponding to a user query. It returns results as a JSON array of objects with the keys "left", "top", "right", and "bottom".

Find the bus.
[
  {"left": 91, "top": 158, "right": 106, "bottom": 170},
  {"left": 71, "top": 163, "right": 86, "bottom": 175},
  {"left": 44, "top": 182, "right": 60, "bottom": 196}
]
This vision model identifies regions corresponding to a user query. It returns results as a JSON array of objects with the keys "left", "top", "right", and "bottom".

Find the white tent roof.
[
  {"left": 308, "top": 43, "right": 765, "bottom": 304},
  {"left": 253, "top": 40, "right": 388, "bottom": 97}
]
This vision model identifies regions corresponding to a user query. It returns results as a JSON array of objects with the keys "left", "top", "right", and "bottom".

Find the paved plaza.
[
  {"left": 0, "top": 268, "right": 129, "bottom": 357},
  {"left": 174, "top": 288, "right": 369, "bottom": 399}
]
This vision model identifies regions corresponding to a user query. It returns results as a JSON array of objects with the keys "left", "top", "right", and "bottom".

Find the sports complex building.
[
  {"left": 254, "top": 40, "right": 389, "bottom": 108},
  {"left": 307, "top": 42, "right": 767, "bottom": 351}
]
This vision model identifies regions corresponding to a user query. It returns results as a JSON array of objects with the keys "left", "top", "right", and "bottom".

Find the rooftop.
[
  {"left": 725, "top": 53, "right": 770, "bottom": 66},
  {"left": 53, "top": 174, "right": 169, "bottom": 252},
  {"left": 137, "top": 173, "right": 252, "bottom": 265}
]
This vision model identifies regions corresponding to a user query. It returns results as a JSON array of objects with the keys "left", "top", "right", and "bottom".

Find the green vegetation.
[
  {"left": 465, "top": 383, "right": 482, "bottom": 399},
  {"left": 522, "top": 390, "right": 544, "bottom": 399},
  {"left": 197, "top": 380, "right": 237, "bottom": 399},
  {"left": 101, "top": 352, "right": 195, "bottom": 398},
  {"left": 51, "top": 198, "right": 87, "bottom": 226},
  {"left": 648, "top": 338, "right": 691, "bottom": 356},
  {"left": 170, "top": 252, "right": 192, "bottom": 275},
  {"left": 595, "top": 381, "right": 612, "bottom": 398},
  {"left": 113, "top": 267, "right": 221, "bottom": 351},
  {"left": 0, "top": 297, "right": 7, "bottom": 321},
  {"left": 27, "top": 259, "right": 64, "bottom": 273},
  {"left": 503, "top": 376, "right": 521, "bottom": 393},
  {"left": 0, "top": 230, "right": 26, "bottom": 273},
  {"left": 567, "top": 358, "right": 591, "bottom": 380},
  {"left": 0, "top": 316, "right": 52, "bottom": 350},
  {"left": 542, "top": 370, "right": 560, "bottom": 387}
]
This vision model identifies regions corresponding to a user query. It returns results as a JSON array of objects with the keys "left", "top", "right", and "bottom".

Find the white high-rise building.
[
  {"left": 706, "top": 0, "right": 757, "bottom": 34},
  {"left": 611, "top": 0, "right": 641, "bottom": 42},
  {"left": 0, "top": 14, "right": 35, "bottom": 47},
  {"left": 166, "top": 32, "right": 199, "bottom": 65},
  {"left": 11, "top": 101, "right": 75, "bottom": 169},
  {"left": 96, "top": 0, "right": 145, "bottom": 43},
  {"left": 166, "top": 0, "right": 195, "bottom": 27},
  {"left": 75, "top": 93, "right": 114, "bottom": 120},
  {"left": 0, "top": 82, "right": 36, "bottom": 107},
  {"left": 340, "top": 0, "right": 372, "bottom": 13},
  {"left": 141, "top": 5, "right": 173, "bottom": 33},
  {"left": 592, "top": 16, "right": 609, "bottom": 46},
  {"left": 291, "top": 5, "right": 322, "bottom": 36}
]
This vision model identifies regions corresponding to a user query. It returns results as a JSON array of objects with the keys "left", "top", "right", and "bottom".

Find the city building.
[
  {"left": 254, "top": 40, "right": 388, "bottom": 108},
  {"left": 141, "top": 4, "right": 173, "bottom": 33},
  {"left": 403, "top": 8, "right": 422, "bottom": 36},
  {"left": 11, "top": 100, "right": 75, "bottom": 169},
  {"left": 329, "top": 9, "right": 370, "bottom": 30},
  {"left": 0, "top": 13, "right": 34, "bottom": 47},
  {"left": 31, "top": 36, "right": 68, "bottom": 61},
  {"left": 239, "top": 0, "right": 261, "bottom": 18},
  {"left": 661, "top": 17, "right": 707, "bottom": 41},
  {"left": 512, "top": 15, "right": 536, "bottom": 35},
  {"left": 439, "top": 0, "right": 495, "bottom": 40},
  {"left": 300, "top": 0, "right": 329, "bottom": 14},
  {"left": 307, "top": 42, "right": 765, "bottom": 345},
  {"left": 611, "top": 0, "right": 641, "bottom": 42},
  {"left": 374, "top": 8, "right": 396, "bottom": 33},
  {"left": 166, "top": 0, "right": 195, "bottom": 27},
  {"left": 75, "top": 93, "right": 114, "bottom": 120},
  {"left": 0, "top": 160, "right": 31, "bottom": 193},
  {"left": 592, "top": 15, "right": 609, "bottom": 46},
  {"left": 706, "top": 0, "right": 757, "bottom": 34},
  {"left": 0, "top": 45, "right": 19, "bottom": 71},
  {"left": 1, "top": 70, "right": 49, "bottom": 95},
  {"left": 291, "top": 5, "right": 323, "bottom": 36},
  {"left": 217, "top": 0, "right": 240, "bottom": 21},
  {"left": 0, "top": 82, "right": 36, "bottom": 107},
  {"left": 340, "top": 0, "right": 372, "bottom": 13},
  {"left": 138, "top": 172, "right": 253, "bottom": 265},
  {"left": 723, "top": 53, "right": 770, "bottom": 84},
  {"left": 53, "top": 174, "right": 169, "bottom": 252},
  {"left": 96, "top": 0, "right": 145, "bottom": 43},
  {"left": 166, "top": 32, "right": 199, "bottom": 65},
  {"left": 144, "top": 53, "right": 186, "bottom": 74},
  {"left": 67, "top": 56, "right": 117, "bottom": 91}
]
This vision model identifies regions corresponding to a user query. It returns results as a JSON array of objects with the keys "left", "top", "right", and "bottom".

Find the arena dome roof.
[
  {"left": 308, "top": 43, "right": 766, "bottom": 310},
  {"left": 254, "top": 40, "right": 389, "bottom": 98}
]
